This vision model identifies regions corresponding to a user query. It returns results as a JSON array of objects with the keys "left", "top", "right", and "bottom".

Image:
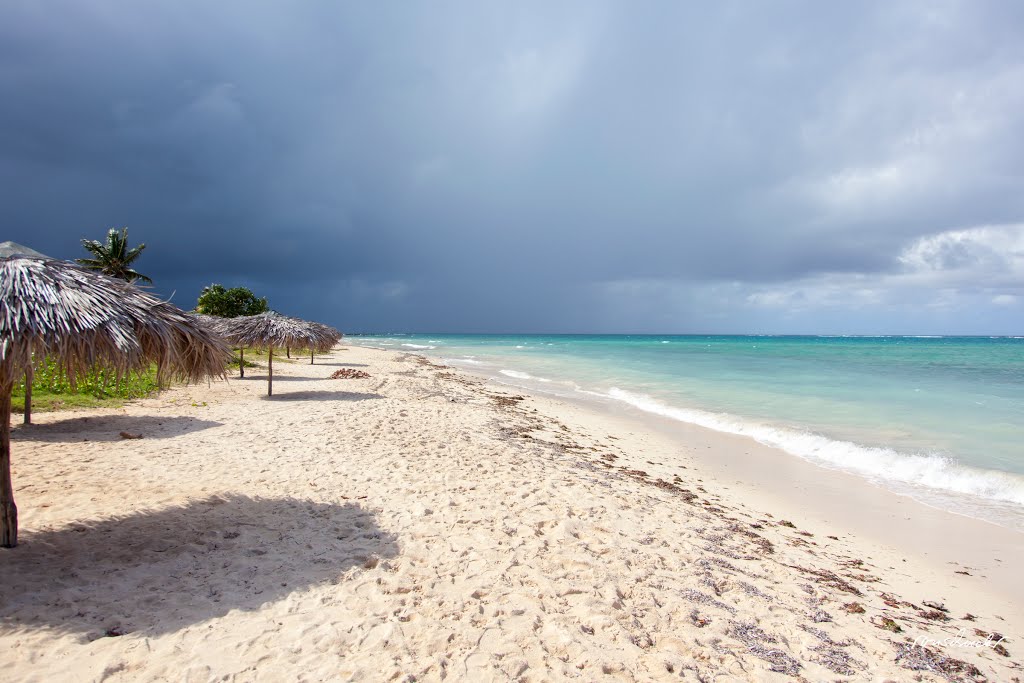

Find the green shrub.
[{"left": 10, "top": 358, "right": 161, "bottom": 412}]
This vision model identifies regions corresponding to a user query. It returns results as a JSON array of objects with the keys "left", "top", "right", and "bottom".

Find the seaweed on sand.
[{"left": 726, "top": 621, "right": 802, "bottom": 676}]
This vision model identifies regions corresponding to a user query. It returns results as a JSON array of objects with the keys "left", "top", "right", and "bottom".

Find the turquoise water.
[{"left": 350, "top": 334, "right": 1024, "bottom": 529}]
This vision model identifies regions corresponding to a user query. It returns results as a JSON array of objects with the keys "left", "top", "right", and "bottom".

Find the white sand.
[{"left": 1, "top": 345, "right": 1019, "bottom": 681}]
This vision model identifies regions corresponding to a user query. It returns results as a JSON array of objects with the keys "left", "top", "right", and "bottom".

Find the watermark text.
[{"left": 914, "top": 629, "right": 1004, "bottom": 650}]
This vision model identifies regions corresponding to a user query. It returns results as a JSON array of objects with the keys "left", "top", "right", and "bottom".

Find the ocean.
[{"left": 349, "top": 334, "right": 1024, "bottom": 530}]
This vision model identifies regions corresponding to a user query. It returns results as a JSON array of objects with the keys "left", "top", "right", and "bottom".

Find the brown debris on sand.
[
  {"left": 872, "top": 616, "right": 903, "bottom": 633},
  {"left": 727, "top": 621, "right": 802, "bottom": 675},
  {"left": 330, "top": 368, "right": 371, "bottom": 379},
  {"left": 783, "top": 563, "right": 862, "bottom": 595},
  {"left": 491, "top": 394, "right": 526, "bottom": 410},
  {"left": 893, "top": 642, "right": 983, "bottom": 681},
  {"left": 919, "top": 608, "right": 951, "bottom": 622}
]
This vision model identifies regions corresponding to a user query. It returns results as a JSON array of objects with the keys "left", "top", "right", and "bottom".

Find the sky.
[{"left": 2, "top": 1, "right": 1023, "bottom": 334}]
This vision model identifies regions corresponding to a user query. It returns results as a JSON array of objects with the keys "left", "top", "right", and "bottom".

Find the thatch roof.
[
  {"left": 194, "top": 313, "right": 229, "bottom": 336},
  {"left": 0, "top": 242, "right": 51, "bottom": 260},
  {"left": 304, "top": 321, "right": 343, "bottom": 353},
  {"left": 217, "top": 312, "right": 340, "bottom": 353},
  {"left": 0, "top": 256, "right": 231, "bottom": 386}
]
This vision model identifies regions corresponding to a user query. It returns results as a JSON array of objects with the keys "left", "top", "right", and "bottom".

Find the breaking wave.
[{"left": 605, "top": 388, "right": 1024, "bottom": 508}]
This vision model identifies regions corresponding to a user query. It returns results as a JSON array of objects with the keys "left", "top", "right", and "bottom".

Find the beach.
[{"left": 1, "top": 344, "right": 1020, "bottom": 682}]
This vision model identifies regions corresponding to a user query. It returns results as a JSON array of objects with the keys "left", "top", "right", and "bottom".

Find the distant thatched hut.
[
  {"left": 0, "top": 253, "right": 231, "bottom": 547},
  {"left": 304, "top": 321, "right": 342, "bottom": 364},
  {"left": 216, "top": 312, "right": 340, "bottom": 395}
]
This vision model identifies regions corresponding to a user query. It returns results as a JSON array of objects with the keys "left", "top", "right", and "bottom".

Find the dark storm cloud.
[{"left": 2, "top": 1, "right": 1023, "bottom": 332}]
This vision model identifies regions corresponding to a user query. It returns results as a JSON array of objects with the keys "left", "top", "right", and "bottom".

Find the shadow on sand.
[
  {"left": 0, "top": 495, "right": 398, "bottom": 639},
  {"left": 13, "top": 415, "right": 222, "bottom": 442},
  {"left": 260, "top": 391, "right": 383, "bottom": 402},
  {"left": 237, "top": 374, "right": 321, "bottom": 383}
]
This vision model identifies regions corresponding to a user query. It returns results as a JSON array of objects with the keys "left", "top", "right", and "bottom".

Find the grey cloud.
[{"left": 2, "top": 1, "right": 1023, "bottom": 332}]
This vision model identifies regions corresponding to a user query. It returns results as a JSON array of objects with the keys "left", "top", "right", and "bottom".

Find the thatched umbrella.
[
  {"left": 194, "top": 313, "right": 226, "bottom": 332},
  {"left": 216, "top": 312, "right": 339, "bottom": 395},
  {"left": 193, "top": 313, "right": 238, "bottom": 374},
  {"left": 0, "top": 242, "right": 49, "bottom": 259},
  {"left": 0, "top": 243, "right": 53, "bottom": 425},
  {"left": 0, "top": 255, "right": 232, "bottom": 547},
  {"left": 305, "top": 321, "right": 342, "bottom": 364},
  {"left": 284, "top": 319, "right": 341, "bottom": 361}
]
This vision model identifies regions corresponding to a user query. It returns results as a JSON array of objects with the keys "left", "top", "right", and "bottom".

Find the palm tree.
[{"left": 76, "top": 227, "right": 153, "bottom": 284}]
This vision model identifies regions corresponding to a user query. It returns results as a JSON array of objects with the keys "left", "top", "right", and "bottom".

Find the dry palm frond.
[
  {"left": 0, "top": 257, "right": 232, "bottom": 386},
  {"left": 194, "top": 313, "right": 229, "bottom": 336},
  {"left": 304, "top": 320, "right": 343, "bottom": 353},
  {"left": 217, "top": 312, "right": 340, "bottom": 353}
]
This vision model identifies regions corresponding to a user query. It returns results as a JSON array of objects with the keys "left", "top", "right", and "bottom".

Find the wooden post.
[
  {"left": 267, "top": 348, "right": 273, "bottom": 396},
  {"left": 239, "top": 348, "right": 245, "bottom": 378},
  {"left": 1, "top": 384, "right": 18, "bottom": 548},
  {"left": 23, "top": 367, "right": 32, "bottom": 425}
]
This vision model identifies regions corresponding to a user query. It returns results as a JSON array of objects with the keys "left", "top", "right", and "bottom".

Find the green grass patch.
[
  {"left": 11, "top": 359, "right": 161, "bottom": 413},
  {"left": 228, "top": 353, "right": 260, "bottom": 370},
  {"left": 10, "top": 348, "right": 313, "bottom": 414}
]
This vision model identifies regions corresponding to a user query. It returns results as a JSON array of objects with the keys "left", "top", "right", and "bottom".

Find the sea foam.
[
  {"left": 446, "top": 357, "right": 483, "bottom": 365},
  {"left": 605, "top": 388, "right": 1024, "bottom": 508},
  {"left": 500, "top": 369, "right": 533, "bottom": 380}
]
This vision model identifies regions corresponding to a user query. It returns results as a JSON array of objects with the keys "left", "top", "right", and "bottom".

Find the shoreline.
[
  {"left": 440, "top": 356, "right": 1024, "bottom": 618},
  {"left": 385, "top": 339, "right": 1024, "bottom": 532},
  {"left": 422, "top": 346, "right": 1024, "bottom": 536},
  {"left": 433, "top": 351, "right": 1024, "bottom": 616},
  {"left": 386, "top": 339, "right": 1024, "bottom": 531},
  {"left": 514, "top": 381, "right": 1024, "bottom": 617},
  {"left": 2, "top": 344, "right": 1020, "bottom": 681}
]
